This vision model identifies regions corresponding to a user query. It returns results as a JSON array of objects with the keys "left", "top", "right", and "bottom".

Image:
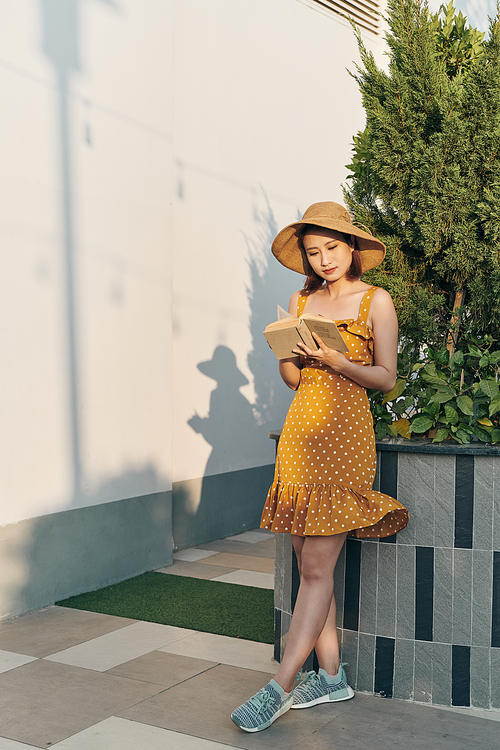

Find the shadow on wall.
[
  {"left": 0, "top": 1, "right": 175, "bottom": 621},
  {"left": 246, "top": 190, "right": 286, "bottom": 428},
  {"left": 40, "top": 0, "right": 120, "bottom": 507},
  {"left": 174, "top": 192, "right": 296, "bottom": 549},
  {"left": 173, "top": 346, "right": 266, "bottom": 546}
]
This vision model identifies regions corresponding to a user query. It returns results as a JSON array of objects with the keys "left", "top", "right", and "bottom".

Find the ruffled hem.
[{"left": 260, "top": 480, "right": 409, "bottom": 539}]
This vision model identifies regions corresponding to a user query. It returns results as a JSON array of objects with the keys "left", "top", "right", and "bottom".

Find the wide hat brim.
[{"left": 272, "top": 202, "right": 386, "bottom": 275}]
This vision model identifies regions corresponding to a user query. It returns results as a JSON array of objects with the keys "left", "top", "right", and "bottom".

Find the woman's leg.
[{"left": 273, "top": 532, "right": 347, "bottom": 693}]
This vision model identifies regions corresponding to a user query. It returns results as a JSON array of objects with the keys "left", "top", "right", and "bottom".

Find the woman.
[{"left": 231, "top": 202, "right": 409, "bottom": 733}]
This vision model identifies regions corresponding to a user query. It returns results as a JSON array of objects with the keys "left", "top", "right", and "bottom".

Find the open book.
[{"left": 263, "top": 305, "right": 348, "bottom": 360}]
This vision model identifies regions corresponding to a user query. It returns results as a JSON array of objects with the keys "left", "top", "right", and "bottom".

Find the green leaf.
[
  {"left": 488, "top": 350, "right": 500, "bottom": 364},
  {"left": 456, "top": 395, "right": 474, "bottom": 415},
  {"left": 455, "top": 428, "right": 472, "bottom": 443},
  {"left": 436, "top": 383, "right": 456, "bottom": 396},
  {"left": 423, "top": 400, "right": 441, "bottom": 418},
  {"left": 422, "top": 363, "right": 438, "bottom": 376},
  {"left": 450, "top": 350, "right": 464, "bottom": 368},
  {"left": 433, "top": 427, "right": 450, "bottom": 442},
  {"left": 468, "top": 346, "right": 482, "bottom": 358},
  {"left": 476, "top": 403, "right": 489, "bottom": 420},
  {"left": 409, "top": 416, "right": 434, "bottom": 434},
  {"left": 428, "top": 391, "right": 454, "bottom": 404},
  {"left": 392, "top": 400, "right": 408, "bottom": 415},
  {"left": 421, "top": 374, "right": 450, "bottom": 387},
  {"left": 479, "top": 379, "right": 499, "bottom": 399},
  {"left": 412, "top": 362, "right": 425, "bottom": 372},
  {"left": 444, "top": 404, "right": 459, "bottom": 425},
  {"left": 473, "top": 426, "right": 491, "bottom": 442},
  {"left": 382, "top": 378, "right": 407, "bottom": 404},
  {"left": 489, "top": 394, "right": 500, "bottom": 418},
  {"left": 387, "top": 422, "right": 399, "bottom": 437},
  {"left": 490, "top": 429, "right": 500, "bottom": 444},
  {"left": 479, "top": 355, "right": 490, "bottom": 368}
]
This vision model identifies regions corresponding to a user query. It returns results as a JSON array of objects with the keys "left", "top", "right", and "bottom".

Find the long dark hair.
[{"left": 298, "top": 229, "right": 363, "bottom": 294}]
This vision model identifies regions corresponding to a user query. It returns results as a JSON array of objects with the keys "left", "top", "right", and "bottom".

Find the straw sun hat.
[{"left": 271, "top": 202, "right": 386, "bottom": 275}]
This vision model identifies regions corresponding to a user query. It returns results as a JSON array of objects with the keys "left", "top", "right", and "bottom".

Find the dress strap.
[
  {"left": 297, "top": 294, "right": 308, "bottom": 317},
  {"left": 357, "top": 286, "right": 378, "bottom": 326}
]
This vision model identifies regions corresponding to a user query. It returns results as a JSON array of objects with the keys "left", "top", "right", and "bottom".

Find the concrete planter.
[{"left": 271, "top": 433, "right": 500, "bottom": 710}]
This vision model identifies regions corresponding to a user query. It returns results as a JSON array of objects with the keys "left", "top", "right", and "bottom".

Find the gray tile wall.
[{"left": 274, "top": 449, "right": 500, "bottom": 711}]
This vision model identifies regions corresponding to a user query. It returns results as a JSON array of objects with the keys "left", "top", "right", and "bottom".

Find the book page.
[{"left": 277, "top": 304, "right": 293, "bottom": 320}]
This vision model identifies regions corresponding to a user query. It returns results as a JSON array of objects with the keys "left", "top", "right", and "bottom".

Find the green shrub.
[{"left": 369, "top": 339, "right": 500, "bottom": 443}]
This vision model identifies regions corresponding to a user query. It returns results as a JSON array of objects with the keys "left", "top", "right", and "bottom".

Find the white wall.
[
  {"left": 0, "top": 0, "right": 385, "bottom": 528},
  {"left": 0, "top": 0, "right": 172, "bottom": 527},
  {"left": 171, "top": 0, "right": 385, "bottom": 490}
]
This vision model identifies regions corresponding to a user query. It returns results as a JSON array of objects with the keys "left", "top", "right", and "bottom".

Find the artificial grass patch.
[{"left": 56, "top": 572, "right": 274, "bottom": 644}]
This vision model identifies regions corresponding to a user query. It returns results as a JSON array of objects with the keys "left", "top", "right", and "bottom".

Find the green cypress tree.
[{"left": 344, "top": 0, "right": 500, "bottom": 356}]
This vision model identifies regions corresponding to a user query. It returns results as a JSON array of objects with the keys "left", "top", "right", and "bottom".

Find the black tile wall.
[
  {"left": 343, "top": 538, "right": 361, "bottom": 631},
  {"left": 455, "top": 455, "right": 474, "bottom": 549},
  {"left": 492, "top": 551, "right": 500, "bottom": 648},
  {"left": 415, "top": 546, "right": 434, "bottom": 641},
  {"left": 452, "top": 645, "right": 471, "bottom": 707},
  {"left": 374, "top": 636, "right": 395, "bottom": 698},
  {"left": 274, "top": 608, "right": 281, "bottom": 663}
]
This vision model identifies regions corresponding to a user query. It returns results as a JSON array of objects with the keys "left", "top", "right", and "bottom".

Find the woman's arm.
[
  {"left": 278, "top": 291, "right": 302, "bottom": 390},
  {"left": 293, "top": 288, "right": 398, "bottom": 393}
]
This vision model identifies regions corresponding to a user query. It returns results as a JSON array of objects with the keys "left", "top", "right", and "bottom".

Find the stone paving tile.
[
  {"left": 195, "top": 539, "right": 275, "bottom": 558},
  {"left": 198, "top": 553, "right": 273, "bottom": 574},
  {"left": 0, "top": 659, "right": 162, "bottom": 747},
  {"left": 1, "top": 528, "right": 499, "bottom": 750},
  {"left": 0, "top": 650, "right": 37, "bottom": 675},
  {"left": 308, "top": 693, "right": 500, "bottom": 750},
  {"left": 51, "top": 716, "right": 242, "bottom": 750},
  {"left": 44, "top": 622, "right": 195, "bottom": 672},
  {"left": 119, "top": 663, "right": 357, "bottom": 750},
  {"left": 158, "top": 631, "right": 278, "bottom": 674},
  {"left": 173, "top": 549, "right": 221, "bottom": 562},
  {"left": 211, "top": 570, "right": 274, "bottom": 589},
  {"left": 106, "top": 650, "right": 217, "bottom": 688},
  {"left": 0, "top": 607, "right": 136, "bottom": 658},
  {"left": 434, "top": 704, "right": 500, "bottom": 722},
  {"left": 224, "top": 531, "right": 274, "bottom": 544},
  {"left": 156, "top": 560, "right": 239, "bottom": 579},
  {"left": 0, "top": 739, "right": 38, "bottom": 749}
]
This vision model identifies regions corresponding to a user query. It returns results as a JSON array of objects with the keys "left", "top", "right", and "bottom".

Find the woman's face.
[{"left": 302, "top": 228, "right": 354, "bottom": 282}]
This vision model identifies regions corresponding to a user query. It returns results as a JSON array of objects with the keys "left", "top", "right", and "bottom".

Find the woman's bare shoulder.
[
  {"left": 369, "top": 287, "right": 397, "bottom": 325},
  {"left": 371, "top": 286, "right": 395, "bottom": 309}
]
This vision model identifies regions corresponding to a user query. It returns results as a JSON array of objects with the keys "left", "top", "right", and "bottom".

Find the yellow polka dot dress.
[{"left": 261, "top": 286, "right": 409, "bottom": 538}]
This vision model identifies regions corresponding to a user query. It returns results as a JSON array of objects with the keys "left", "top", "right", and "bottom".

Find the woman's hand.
[{"left": 293, "top": 333, "right": 347, "bottom": 373}]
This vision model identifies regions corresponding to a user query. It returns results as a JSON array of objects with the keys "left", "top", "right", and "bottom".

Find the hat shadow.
[
  {"left": 174, "top": 189, "right": 300, "bottom": 549},
  {"left": 174, "top": 346, "right": 261, "bottom": 544}
]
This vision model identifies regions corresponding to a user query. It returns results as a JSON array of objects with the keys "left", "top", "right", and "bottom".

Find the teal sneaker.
[
  {"left": 291, "top": 665, "right": 354, "bottom": 709},
  {"left": 231, "top": 679, "right": 293, "bottom": 732}
]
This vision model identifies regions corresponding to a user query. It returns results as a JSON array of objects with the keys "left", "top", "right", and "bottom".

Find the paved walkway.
[{"left": 0, "top": 529, "right": 498, "bottom": 749}]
